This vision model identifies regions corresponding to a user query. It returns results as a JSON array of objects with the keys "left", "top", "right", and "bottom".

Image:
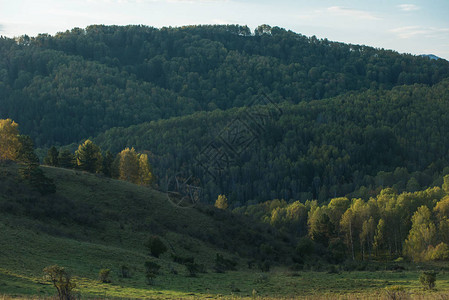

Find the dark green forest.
[
  {"left": 1, "top": 24, "right": 449, "bottom": 206},
  {"left": 1, "top": 24, "right": 449, "bottom": 147},
  {"left": 94, "top": 80, "right": 449, "bottom": 205}
]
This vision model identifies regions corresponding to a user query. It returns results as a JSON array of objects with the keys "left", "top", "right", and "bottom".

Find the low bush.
[{"left": 419, "top": 271, "right": 437, "bottom": 290}]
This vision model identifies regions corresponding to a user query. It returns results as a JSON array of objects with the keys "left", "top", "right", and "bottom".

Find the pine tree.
[
  {"left": 16, "top": 135, "right": 56, "bottom": 195},
  {"left": 44, "top": 146, "right": 59, "bottom": 166},
  {"left": 102, "top": 151, "right": 115, "bottom": 177},
  {"left": 58, "top": 149, "right": 75, "bottom": 169},
  {"left": 75, "top": 140, "right": 103, "bottom": 173}
]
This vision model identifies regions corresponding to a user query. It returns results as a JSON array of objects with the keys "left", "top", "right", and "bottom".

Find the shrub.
[
  {"left": 255, "top": 273, "right": 269, "bottom": 284},
  {"left": 296, "top": 237, "right": 315, "bottom": 257},
  {"left": 419, "top": 271, "right": 437, "bottom": 290},
  {"left": 98, "top": 268, "right": 111, "bottom": 283},
  {"left": 384, "top": 285, "right": 409, "bottom": 300},
  {"left": 144, "top": 261, "right": 161, "bottom": 285},
  {"left": 213, "top": 253, "right": 237, "bottom": 273},
  {"left": 185, "top": 262, "right": 201, "bottom": 277},
  {"left": 327, "top": 265, "right": 340, "bottom": 274},
  {"left": 171, "top": 254, "right": 194, "bottom": 265},
  {"left": 119, "top": 265, "right": 131, "bottom": 278},
  {"left": 43, "top": 265, "right": 76, "bottom": 300},
  {"left": 146, "top": 235, "right": 168, "bottom": 258},
  {"left": 258, "top": 260, "right": 271, "bottom": 272}
]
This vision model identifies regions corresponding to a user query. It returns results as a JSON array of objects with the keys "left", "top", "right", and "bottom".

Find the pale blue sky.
[{"left": 1, "top": 0, "right": 448, "bottom": 59}]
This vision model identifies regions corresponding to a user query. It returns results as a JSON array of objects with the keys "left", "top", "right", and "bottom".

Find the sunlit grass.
[{"left": 2, "top": 267, "right": 449, "bottom": 299}]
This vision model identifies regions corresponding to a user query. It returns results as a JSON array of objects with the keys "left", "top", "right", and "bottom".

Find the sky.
[{"left": 1, "top": 0, "right": 448, "bottom": 60}]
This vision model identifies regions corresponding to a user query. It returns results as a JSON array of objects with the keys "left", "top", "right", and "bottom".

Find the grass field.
[
  {"left": 2, "top": 266, "right": 449, "bottom": 299},
  {"left": 1, "top": 162, "right": 449, "bottom": 299}
]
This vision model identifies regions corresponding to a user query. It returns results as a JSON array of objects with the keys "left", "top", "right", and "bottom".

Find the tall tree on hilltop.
[
  {"left": 0, "top": 119, "right": 20, "bottom": 161},
  {"left": 44, "top": 146, "right": 59, "bottom": 167},
  {"left": 75, "top": 140, "right": 103, "bottom": 173},
  {"left": 118, "top": 147, "right": 139, "bottom": 184},
  {"left": 138, "top": 153, "right": 153, "bottom": 186},
  {"left": 102, "top": 150, "right": 115, "bottom": 177},
  {"left": 58, "top": 149, "right": 75, "bottom": 169}
]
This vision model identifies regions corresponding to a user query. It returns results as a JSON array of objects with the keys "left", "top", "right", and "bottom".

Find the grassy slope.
[
  {"left": 0, "top": 162, "right": 289, "bottom": 298},
  {"left": 2, "top": 162, "right": 449, "bottom": 299}
]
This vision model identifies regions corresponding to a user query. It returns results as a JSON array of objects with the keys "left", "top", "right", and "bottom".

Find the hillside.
[
  {"left": 0, "top": 161, "right": 292, "bottom": 298},
  {"left": 1, "top": 25, "right": 449, "bottom": 147},
  {"left": 93, "top": 79, "right": 449, "bottom": 205}
]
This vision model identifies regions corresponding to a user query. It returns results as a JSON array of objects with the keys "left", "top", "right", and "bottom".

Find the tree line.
[
  {"left": 43, "top": 140, "right": 153, "bottom": 186},
  {"left": 234, "top": 178, "right": 449, "bottom": 263},
  {"left": 1, "top": 119, "right": 153, "bottom": 188}
]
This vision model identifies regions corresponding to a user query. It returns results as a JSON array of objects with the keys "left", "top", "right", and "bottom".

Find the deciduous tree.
[
  {"left": 0, "top": 119, "right": 20, "bottom": 161},
  {"left": 215, "top": 194, "right": 228, "bottom": 210}
]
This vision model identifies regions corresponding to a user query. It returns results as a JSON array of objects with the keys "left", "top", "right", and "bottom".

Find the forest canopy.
[{"left": 1, "top": 25, "right": 448, "bottom": 147}]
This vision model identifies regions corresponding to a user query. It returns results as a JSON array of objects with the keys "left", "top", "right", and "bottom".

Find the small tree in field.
[
  {"left": 98, "top": 268, "right": 111, "bottom": 283},
  {"left": 43, "top": 265, "right": 76, "bottom": 300},
  {"left": 214, "top": 194, "right": 228, "bottom": 210},
  {"left": 420, "top": 271, "right": 437, "bottom": 290},
  {"left": 144, "top": 261, "right": 161, "bottom": 285}
]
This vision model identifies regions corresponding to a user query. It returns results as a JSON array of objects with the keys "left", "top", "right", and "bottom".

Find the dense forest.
[
  {"left": 93, "top": 80, "right": 449, "bottom": 204},
  {"left": 1, "top": 25, "right": 449, "bottom": 147}
]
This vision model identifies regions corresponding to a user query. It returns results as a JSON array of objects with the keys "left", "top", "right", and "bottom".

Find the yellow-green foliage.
[
  {"left": 118, "top": 147, "right": 153, "bottom": 186},
  {"left": 75, "top": 139, "right": 103, "bottom": 173},
  {"left": 215, "top": 194, "right": 229, "bottom": 210},
  {"left": 0, "top": 119, "right": 20, "bottom": 161},
  {"left": 236, "top": 184, "right": 449, "bottom": 262}
]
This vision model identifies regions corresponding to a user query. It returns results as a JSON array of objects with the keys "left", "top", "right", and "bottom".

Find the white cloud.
[
  {"left": 397, "top": 4, "right": 420, "bottom": 11},
  {"left": 391, "top": 26, "right": 449, "bottom": 39},
  {"left": 326, "top": 6, "right": 380, "bottom": 21}
]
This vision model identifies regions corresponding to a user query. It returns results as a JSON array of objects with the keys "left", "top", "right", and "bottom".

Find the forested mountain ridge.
[
  {"left": 94, "top": 79, "right": 449, "bottom": 205},
  {"left": 1, "top": 24, "right": 449, "bottom": 147}
]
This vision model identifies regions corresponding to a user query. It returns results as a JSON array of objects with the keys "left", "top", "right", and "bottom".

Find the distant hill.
[
  {"left": 420, "top": 54, "right": 444, "bottom": 60},
  {"left": 1, "top": 25, "right": 449, "bottom": 147}
]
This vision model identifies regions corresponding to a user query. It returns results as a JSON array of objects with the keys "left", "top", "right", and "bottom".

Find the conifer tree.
[
  {"left": 75, "top": 140, "right": 103, "bottom": 173},
  {"left": 58, "top": 149, "right": 75, "bottom": 169},
  {"left": 102, "top": 151, "right": 115, "bottom": 177},
  {"left": 44, "top": 146, "right": 59, "bottom": 166}
]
